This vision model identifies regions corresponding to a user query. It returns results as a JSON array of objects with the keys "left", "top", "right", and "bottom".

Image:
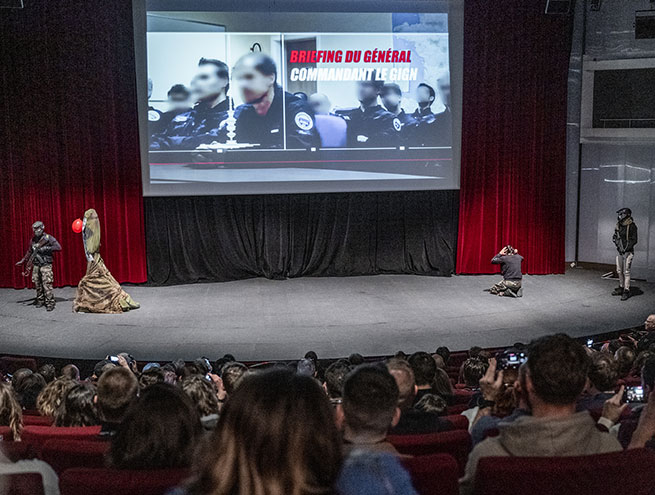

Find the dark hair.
[
  {"left": 348, "top": 353, "right": 365, "bottom": 366},
  {"left": 93, "top": 360, "right": 116, "bottom": 380},
  {"left": 527, "top": 334, "right": 590, "bottom": 405},
  {"left": 235, "top": 52, "right": 277, "bottom": 82},
  {"left": 462, "top": 358, "right": 489, "bottom": 388},
  {"left": 222, "top": 362, "right": 248, "bottom": 395},
  {"left": 615, "top": 346, "right": 636, "bottom": 378},
  {"left": 304, "top": 351, "right": 318, "bottom": 362},
  {"left": 187, "top": 369, "right": 341, "bottom": 495},
  {"left": 37, "top": 364, "right": 56, "bottom": 383},
  {"left": 139, "top": 367, "right": 166, "bottom": 389},
  {"left": 181, "top": 375, "right": 220, "bottom": 418},
  {"left": 15, "top": 373, "right": 46, "bottom": 410},
  {"left": 435, "top": 346, "right": 451, "bottom": 365},
  {"left": 96, "top": 366, "right": 139, "bottom": 424},
  {"left": 641, "top": 356, "right": 655, "bottom": 390},
  {"left": 362, "top": 69, "right": 384, "bottom": 91},
  {"left": 408, "top": 352, "right": 437, "bottom": 387},
  {"left": 109, "top": 383, "right": 202, "bottom": 470},
  {"left": 433, "top": 367, "right": 455, "bottom": 401},
  {"left": 167, "top": 83, "right": 190, "bottom": 98},
  {"left": 381, "top": 83, "right": 402, "bottom": 96},
  {"left": 324, "top": 360, "right": 353, "bottom": 399},
  {"left": 11, "top": 368, "right": 33, "bottom": 391},
  {"left": 415, "top": 393, "right": 447, "bottom": 415},
  {"left": 342, "top": 364, "right": 399, "bottom": 436},
  {"left": 55, "top": 383, "right": 98, "bottom": 427},
  {"left": 417, "top": 82, "right": 436, "bottom": 101},
  {"left": 198, "top": 57, "right": 230, "bottom": 92},
  {"left": 469, "top": 346, "right": 483, "bottom": 358},
  {"left": 60, "top": 364, "right": 80, "bottom": 382},
  {"left": 588, "top": 353, "right": 618, "bottom": 392}
]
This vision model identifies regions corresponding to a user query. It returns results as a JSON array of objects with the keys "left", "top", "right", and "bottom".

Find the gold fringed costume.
[{"left": 73, "top": 209, "right": 140, "bottom": 313}]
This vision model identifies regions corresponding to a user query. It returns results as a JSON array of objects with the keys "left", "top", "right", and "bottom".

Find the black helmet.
[{"left": 617, "top": 207, "right": 632, "bottom": 216}]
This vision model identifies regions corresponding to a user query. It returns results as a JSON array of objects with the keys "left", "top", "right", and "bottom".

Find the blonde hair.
[
  {"left": 37, "top": 378, "right": 76, "bottom": 418},
  {"left": 0, "top": 383, "right": 23, "bottom": 441}
]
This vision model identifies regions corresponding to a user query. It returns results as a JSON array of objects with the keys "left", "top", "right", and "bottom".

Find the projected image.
[{"left": 144, "top": 11, "right": 455, "bottom": 195}]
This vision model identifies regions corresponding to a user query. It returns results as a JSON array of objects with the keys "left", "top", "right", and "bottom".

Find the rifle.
[{"left": 15, "top": 236, "right": 49, "bottom": 277}]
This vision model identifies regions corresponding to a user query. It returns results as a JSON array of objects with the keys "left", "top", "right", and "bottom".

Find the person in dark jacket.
[
  {"left": 489, "top": 245, "right": 523, "bottom": 297},
  {"left": 612, "top": 207, "right": 637, "bottom": 300}
]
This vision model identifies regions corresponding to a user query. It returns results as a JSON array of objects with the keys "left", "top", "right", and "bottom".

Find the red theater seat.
[
  {"left": 0, "top": 426, "right": 14, "bottom": 441},
  {"left": 474, "top": 448, "right": 655, "bottom": 495},
  {"left": 453, "top": 389, "right": 473, "bottom": 404},
  {"left": 0, "top": 357, "right": 37, "bottom": 375},
  {"left": 443, "top": 414, "right": 468, "bottom": 430},
  {"left": 22, "top": 415, "right": 53, "bottom": 426},
  {"left": 41, "top": 439, "right": 109, "bottom": 474},
  {"left": 446, "top": 403, "right": 470, "bottom": 415},
  {"left": 59, "top": 467, "right": 190, "bottom": 495},
  {"left": 401, "top": 453, "right": 459, "bottom": 495},
  {"left": 388, "top": 429, "right": 472, "bottom": 476},
  {"left": 21, "top": 425, "right": 102, "bottom": 454},
  {"left": 0, "top": 473, "right": 44, "bottom": 495},
  {"left": 0, "top": 441, "right": 36, "bottom": 462}
]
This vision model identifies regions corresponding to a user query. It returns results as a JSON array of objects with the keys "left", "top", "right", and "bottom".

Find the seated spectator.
[
  {"left": 459, "top": 358, "right": 488, "bottom": 391},
  {"left": 36, "top": 378, "right": 75, "bottom": 419},
  {"left": 177, "top": 369, "right": 341, "bottom": 495},
  {"left": 10, "top": 368, "right": 33, "bottom": 392},
  {"left": 95, "top": 366, "right": 139, "bottom": 437},
  {"left": 435, "top": 346, "right": 451, "bottom": 366},
  {"left": 138, "top": 366, "right": 166, "bottom": 389},
  {"left": 108, "top": 383, "right": 202, "bottom": 470},
  {"left": 212, "top": 354, "right": 235, "bottom": 377},
  {"left": 618, "top": 355, "right": 655, "bottom": 447},
  {"left": 221, "top": 362, "right": 248, "bottom": 397},
  {"left": 0, "top": 447, "right": 59, "bottom": 495},
  {"left": 117, "top": 352, "right": 139, "bottom": 374},
  {"left": 324, "top": 359, "right": 352, "bottom": 402},
  {"left": 615, "top": 346, "right": 636, "bottom": 379},
  {"left": 387, "top": 358, "right": 452, "bottom": 435},
  {"left": 578, "top": 352, "right": 619, "bottom": 412},
  {"left": 54, "top": 383, "right": 98, "bottom": 427},
  {"left": 15, "top": 372, "right": 46, "bottom": 410},
  {"left": 0, "top": 382, "right": 23, "bottom": 441},
  {"left": 433, "top": 367, "right": 455, "bottom": 404},
  {"left": 90, "top": 360, "right": 116, "bottom": 382},
  {"left": 408, "top": 352, "right": 437, "bottom": 404},
  {"left": 296, "top": 358, "right": 317, "bottom": 378},
  {"left": 460, "top": 334, "right": 622, "bottom": 495},
  {"left": 646, "top": 314, "right": 655, "bottom": 332},
  {"left": 349, "top": 353, "right": 365, "bottom": 366},
  {"left": 432, "top": 353, "right": 446, "bottom": 369},
  {"left": 415, "top": 392, "right": 448, "bottom": 415},
  {"left": 181, "top": 375, "right": 220, "bottom": 430},
  {"left": 59, "top": 364, "right": 80, "bottom": 382},
  {"left": 336, "top": 450, "right": 417, "bottom": 495},
  {"left": 37, "top": 364, "right": 56, "bottom": 384},
  {"left": 342, "top": 364, "right": 401, "bottom": 455}
]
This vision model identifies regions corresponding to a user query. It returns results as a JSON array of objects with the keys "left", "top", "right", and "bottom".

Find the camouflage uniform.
[{"left": 32, "top": 264, "right": 55, "bottom": 309}]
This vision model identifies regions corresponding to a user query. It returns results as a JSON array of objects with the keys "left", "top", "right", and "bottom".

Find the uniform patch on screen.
[
  {"left": 148, "top": 110, "right": 161, "bottom": 121},
  {"left": 294, "top": 112, "right": 314, "bottom": 130}
]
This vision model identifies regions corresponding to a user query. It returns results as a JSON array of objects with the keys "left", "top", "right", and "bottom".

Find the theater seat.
[
  {"left": 21, "top": 425, "right": 102, "bottom": 454},
  {"left": 0, "top": 426, "right": 14, "bottom": 441},
  {"left": 0, "top": 441, "right": 36, "bottom": 462},
  {"left": 388, "top": 429, "right": 472, "bottom": 476},
  {"left": 453, "top": 389, "right": 474, "bottom": 405},
  {"left": 22, "top": 415, "right": 53, "bottom": 426},
  {"left": 443, "top": 414, "right": 469, "bottom": 431},
  {"left": 41, "top": 439, "right": 109, "bottom": 474},
  {"left": 401, "top": 453, "right": 459, "bottom": 495},
  {"left": 59, "top": 467, "right": 190, "bottom": 495},
  {"left": 0, "top": 473, "right": 44, "bottom": 495},
  {"left": 0, "top": 356, "right": 37, "bottom": 375},
  {"left": 474, "top": 448, "right": 655, "bottom": 495},
  {"left": 446, "top": 403, "right": 470, "bottom": 415}
]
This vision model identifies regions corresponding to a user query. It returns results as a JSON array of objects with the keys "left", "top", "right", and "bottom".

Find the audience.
[
  {"left": 342, "top": 364, "right": 401, "bottom": 455},
  {"left": 0, "top": 382, "right": 23, "bottom": 440},
  {"left": 36, "top": 378, "right": 75, "bottom": 419},
  {"left": 181, "top": 375, "right": 220, "bottom": 430},
  {"left": 578, "top": 352, "right": 619, "bottom": 412},
  {"left": 15, "top": 372, "right": 46, "bottom": 410},
  {"left": 37, "top": 364, "right": 56, "bottom": 384},
  {"left": 336, "top": 450, "right": 417, "bottom": 495},
  {"left": 408, "top": 352, "right": 438, "bottom": 404},
  {"left": 95, "top": 366, "right": 139, "bottom": 437},
  {"left": 139, "top": 366, "right": 166, "bottom": 389},
  {"left": 178, "top": 368, "right": 342, "bottom": 495},
  {"left": 459, "top": 334, "right": 623, "bottom": 494},
  {"left": 54, "top": 383, "right": 98, "bottom": 427},
  {"left": 221, "top": 362, "right": 248, "bottom": 396},
  {"left": 60, "top": 364, "right": 80, "bottom": 382},
  {"left": 615, "top": 345, "right": 636, "bottom": 379},
  {"left": 109, "top": 383, "right": 202, "bottom": 470}
]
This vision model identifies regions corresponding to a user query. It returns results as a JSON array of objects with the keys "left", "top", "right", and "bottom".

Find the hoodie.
[{"left": 459, "top": 411, "right": 622, "bottom": 495}]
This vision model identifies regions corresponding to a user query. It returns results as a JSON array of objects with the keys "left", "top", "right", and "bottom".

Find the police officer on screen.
[
  {"left": 412, "top": 82, "right": 446, "bottom": 147},
  {"left": 412, "top": 83, "right": 436, "bottom": 120},
  {"left": 150, "top": 58, "right": 231, "bottom": 150},
  {"left": 156, "top": 84, "right": 193, "bottom": 131},
  {"left": 335, "top": 71, "right": 401, "bottom": 148},
  {"left": 381, "top": 83, "right": 418, "bottom": 145},
  {"left": 432, "top": 72, "right": 452, "bottom": 147},
  {"left": 147, "top": 78, "right": 165, "bottom": 136},
  {"left": 231, "top": 52, "right": 320, "bottom": 149}
]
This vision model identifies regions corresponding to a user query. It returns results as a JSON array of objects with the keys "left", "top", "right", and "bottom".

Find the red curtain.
[
  {"left": 457, "top": 0, "right": 571, "bottom": 274},
  {"left": 0, "top": 0, "right": 147, "bottom": 288}
]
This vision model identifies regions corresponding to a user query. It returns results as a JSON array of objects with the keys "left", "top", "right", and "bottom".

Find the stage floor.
[{"left": 0, "top": 269, "right": 653, "bottom": 362}]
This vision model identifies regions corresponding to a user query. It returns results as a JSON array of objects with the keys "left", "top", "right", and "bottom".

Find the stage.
[{"left": 0, "top": 268, "right": 652, "bottom": 363}]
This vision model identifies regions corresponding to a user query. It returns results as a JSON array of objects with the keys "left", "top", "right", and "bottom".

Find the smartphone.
[
  {"left": 586, "top": 339, "right": 594, "bottom": 348},
  {"left": 624, "top": 386, "right": 646, "bottom": 404},
  {"left": 108, "top": 355, "right": 120, "bottom": 363}
]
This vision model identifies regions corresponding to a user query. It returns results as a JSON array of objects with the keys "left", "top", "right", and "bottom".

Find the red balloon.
[{"left": 72, "top": 218, "right": 83, "bottom": 233}]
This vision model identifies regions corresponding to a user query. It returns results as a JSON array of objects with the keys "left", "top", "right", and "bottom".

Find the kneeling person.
[{"left": 489, "top": 245, "right": 523, "bottom": 297}]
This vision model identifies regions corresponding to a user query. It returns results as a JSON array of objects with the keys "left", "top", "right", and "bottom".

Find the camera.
[
  {"left": 586, "top": 339, "right": 594, "bottom": 348},
  {"left": 496, "top": 349, "right": 527, "bottom": 370},
  {"left": 624, "top": 386, "right": 646, "bottom": 404}
]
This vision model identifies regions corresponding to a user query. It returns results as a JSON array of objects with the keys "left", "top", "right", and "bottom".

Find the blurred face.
[
  {"left": 168, "top": 92, "right": 190, "bottom": 111},
  {"left": 33, "top": 224, "right": 44, "bottom": 238},
  {"left": 646, "top": 315, "right": 655, "bottom": 331},
  {"left": 438, "top": 80, "right": 451, "bottom": 107},
  {"left": 233, "top": 59, "right": 275, "bottom": 104},
  {"left": 357, "top": 82, "right": 378, "bottom": 104},
  {"left": 192, "top": 64, "right": 227, "bottom": 102},
  {"left": 416, "top": 86, "right": 433, "bottom": 105},
  {"left": 381, "top": 91, "right": 401, "bottom": 110},
  {"left": 618, "top": 210, "right": 629, "bottom": 222},
  {"left": 308, "top": 93, "right": 331, "bottom": 115}
]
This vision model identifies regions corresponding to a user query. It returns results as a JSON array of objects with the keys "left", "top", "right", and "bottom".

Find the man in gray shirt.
[{"left": 489, "top": 245, "right": 523, "bottom": 297}]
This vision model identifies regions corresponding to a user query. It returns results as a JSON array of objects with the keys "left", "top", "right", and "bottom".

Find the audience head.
[
  {"left": 641, "top": 356, "right": 655, "bottom": 391},
  {"left": 414, "top": 393, "right": 447, "bottom": 416},
  {"left": 469, "top": 346, "right": 483, "bottom": 358},
  {"left": 304, "top": 350, "right": 319, "bottom": 363},
  {"left": 138, "top": 367, "right": 166, "bottom": 389},
  {"left": 117, "top": 352, "right": 138, "bottom": 373},
  {"left": 10, "top": 368, "right": 33, "bottom": 391},
  {"left": 15, "top": 372, "right": 46, "bottom": 409},
  {"left": 588, "top": 352, "right": 618, "bottom": 392},
  {"left": 462, "top": 358, "right": 489, "bottom": 388},
  {"left": 93, "top": 360, "right": 116, "bottom": 381},
  {"left": 55, "top": 383, "right": 98, "bottom": 427},
  {"left": 435, "top": 346, "right": 451, "bottom": 366},
  {"left": 221, "top": 362, "right": 248, "bottom": 396},
  {"left": 348, "top": 353, "right": 365, "bottom": 366},
  {"left": 109, "top": 383, "right": 202, "bottom": 470},
  {"left": 296, "top": 358, "right": 316, "bottom": 377},
  {"left": 37, "top": 378, "right": 75, "bottom": 418},
  {"left": 96, "top": 366, "right": 139, "bottom": 424},
  {"left": 60, "top": 364, "right": 80, "bottom": 382},
  {"left": 0, "top": 382, "right": 23, "bottom": 441},
  {"left": 324, "top": 359, "right": 353, "bottom": 399},
  {"left": 37, "top": 364, "right": 56, "bottom": 383},
  {"left": 408, "top": 351, "right": 437, "bottom": 388},
  {"left": 386, "top": 358, "right": 417, "bottom": 411},
  {"left": 181, "top": 375, "right": 220, "bottom": 418},
  {"left": 645, "top": 314, "right": 655, "bottom": 332},
  {"left": 433, "top": 367, "right": 455, "bottom": 399},
  {"left": 525, "top": 334, "right": 590, "bottom": 408},
  {"left": 615, "top": 346, "right": 636, "bottom": 378},
  {"left": 189, "top": 368, "right": 341, "bottom": 495},
  {"left": 431, "top": 353, "right": 446, "bottom": 369},
  {"left": 342, "top": 365, "right": 400, "bottom": 439}
]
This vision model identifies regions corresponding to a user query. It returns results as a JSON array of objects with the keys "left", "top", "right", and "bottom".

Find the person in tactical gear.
[
  {"left": 489, "top": 245, "right": 524, "bottom": 297},
  {"left": 612, "top": 207, "right": 638, "bottom": 301},
  {"left": 380, "top": 83, "right": 418, "bottom": 145},
  {"left": 16, "top": 221, "right": 61, "bottom": 311}
]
